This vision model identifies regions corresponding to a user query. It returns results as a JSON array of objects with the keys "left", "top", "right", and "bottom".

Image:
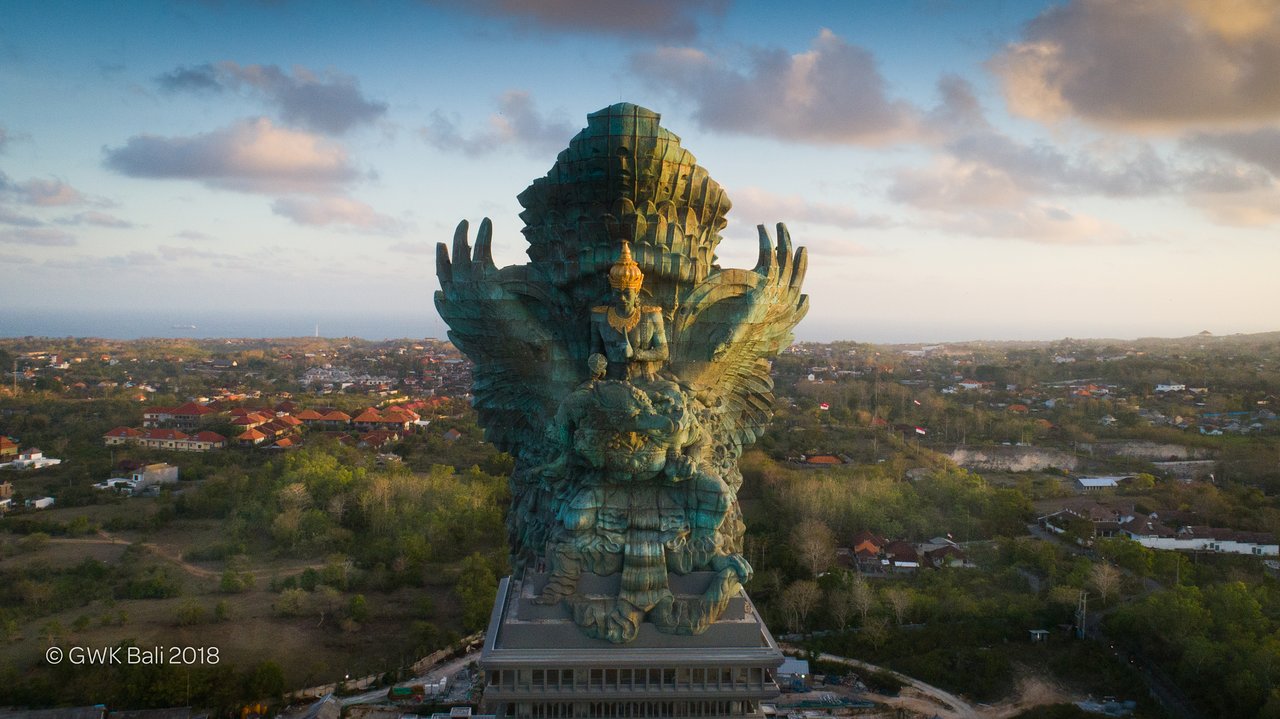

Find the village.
[{"left": 1, "top": 333, "right": 1279, "bottom": 717}]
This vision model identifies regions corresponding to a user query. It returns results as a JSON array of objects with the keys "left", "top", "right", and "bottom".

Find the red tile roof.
[
  {"left": 143, "top": 429, "right": 189, "bottom": 440},
  {"left": 190, "top": 431, "right": 227, "bottom": 443},
  {"left": 353, "top": 408, "right": 383, "bottom": 423},
  {"left": 238, "top": 428, "right": 267, "bottom": 441},
  {"left": 104, "top": 426, "right": 143, "bottom": 438},
  {"left": 172, "top": 401, "right": 216, "bottom": 416},
  {"left": 295, "top": 409, "right": 325, "bottom": 421},
  {"left": 322, "top": 410, "right": 352, "bottom": 422}
]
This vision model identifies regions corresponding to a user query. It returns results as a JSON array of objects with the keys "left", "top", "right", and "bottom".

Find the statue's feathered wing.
[
  {"left": 434, "top": 218, "right": 578, "bottom": 461},
  {"left": 670, "top": 223, "right": 809, "bottom": 449}
]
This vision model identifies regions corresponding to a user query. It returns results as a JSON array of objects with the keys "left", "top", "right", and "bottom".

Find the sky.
[{"left": 1, "top": 0, "right": 1279, "bottom": 343}]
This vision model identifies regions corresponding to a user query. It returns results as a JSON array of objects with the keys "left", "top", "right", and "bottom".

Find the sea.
[{"left": 0, "top": 309, "right": 451, "bottom": 341}]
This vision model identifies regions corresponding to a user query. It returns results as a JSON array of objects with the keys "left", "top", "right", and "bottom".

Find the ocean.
[{"left": 0, "top": 308, "right": 451, "bottom": 341}]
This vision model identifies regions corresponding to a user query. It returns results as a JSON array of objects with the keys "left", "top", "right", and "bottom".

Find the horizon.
[
  {"left": 0, "top": 306, "right": 1272, "bottom": 347},
  {"left": 3, "top": 1, "right": 1279, "bottom": 340}
]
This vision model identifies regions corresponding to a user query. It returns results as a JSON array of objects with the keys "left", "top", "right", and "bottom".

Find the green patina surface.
[{"left": 435, "top": 103, "right": 808, "bottom": 643}]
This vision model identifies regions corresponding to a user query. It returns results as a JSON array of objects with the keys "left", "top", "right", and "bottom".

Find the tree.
[
  {"left": 862, "top": 615, "right": 890, "bottom": 649},
  {"left": 781, "top": 580, "right": 822, "bottom": 633},
  {"left": 851, "top": 574, "right": 875, "bottom": 624},
  {"left": 882, "top": 586, "right": 913, "bottom": 625},
  {"left": 455, "top": 552, "right": 498, "bottom": 632},
  {"left": 1090, "top": 562, "right": 1122, "bottom": 605},
  {"left": 314, "top": 585, "right": 342, "bottom": 627},
  {"left": 827, "top": 589, "right": 856, "bottom": 631},
  {"left": 791, "top": 518, "right": 836, "bottom": 577}
]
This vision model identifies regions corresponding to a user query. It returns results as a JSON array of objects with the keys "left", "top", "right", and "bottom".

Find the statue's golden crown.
[{"left": 608, "top": 242, "right": 644, "bottom": 290}]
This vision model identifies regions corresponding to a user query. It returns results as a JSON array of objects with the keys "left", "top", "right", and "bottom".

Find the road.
[
  {"left": 341, "top": 648, "right": 481, "bottom": 707},
  {"left": 781, "top": 645, "right": 979, "bottom": 719}
]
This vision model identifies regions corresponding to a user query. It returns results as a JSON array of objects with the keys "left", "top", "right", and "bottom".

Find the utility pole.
[{"left": 1076, "top": 590, "right": 1088, "bottom": 639}]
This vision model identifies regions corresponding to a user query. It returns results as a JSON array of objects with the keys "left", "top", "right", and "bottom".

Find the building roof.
[
  {"left": 104, "top": 426, "right": 143, "bottom": 438},
  {"left": 190, "top": 431, "right": 227, "bottom": 443},
  {"left": 143, "top": 429, "right": 189, "bottom": 440},
  {"left": 805, "top": 454, "right": 842, "bottom": 465},
  {"left": 238, "top": 428, "right": 267, "bottom": 441},
  {"left": 171, "top": 401, "right": 216, "bottom": 416},
  {"left": 295, "top": 409, "right": 325, "bottom": 421},
  {"left": 353, "top": 408, "right": 384, "bottom": 423}
]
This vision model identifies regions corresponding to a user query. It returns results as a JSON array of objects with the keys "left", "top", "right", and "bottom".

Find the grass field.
[{"left": 0, "top": 496, "right": 468, "bottom": 692}]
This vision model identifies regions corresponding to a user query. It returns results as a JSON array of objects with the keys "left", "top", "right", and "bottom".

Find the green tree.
[{"left": 455, "top": 552, "right": 498, "bottom": 632}]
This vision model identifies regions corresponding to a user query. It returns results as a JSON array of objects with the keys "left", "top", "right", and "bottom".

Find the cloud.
[
  {"left": 420, "top": 91, "right": 575, "bottom": 156},
  {"left": 929, "top": 203, "right": 1134, "bottom": 245},
  {"left": 43, "top": 251, "right": 160, "bottom": 270},
  {"left": 390, "top": 241, "right": 434, "bottom": 255},
  {"left": 0, "top": 206, "right": 42, "bottom": 227},
  {"left": 104, "top": 117, "right": 360, "bottom": 194},
  {"left": 1188, "top": 185, "right": 1280, "bottom": 226},
  {"left": 157, "top": 64, "right": 222, "bottom": 93},
  {"left": 631, "top": 29, "right": 917, "bottom": 145},
  {"left": 157, "top": 62, "right": 387, "bottom": 134},
  {"left": 890, "top": 158, "right": 1029, "bottom": 212},
  {"left": 991, "top": 0, "right": 1280, "bottom": 131},
  {"left": 271, "top": 196, "right": 405, "bottom": 233},
  {"left": 425, "top": 0, "right": 728, "bottom": 41},
  {"left": 0, "top": 173, "right": 88, "bottom": 206},
  {"left": 0, "top": 227, "right": 76, "bottom": 246},
  {"left": 173, "top": 229, "right": 215, "bottom": 241},
  {"left": 56, "top": 211, "right": 134, "bottom": 228},
  {"left": 1186, "top": 128, "right": 1280, "bottom": 176},
  {"left": 0, "top": 126, "right": 8, "bottom": 153},
  {"left": 728, "top": 187, "right": 889, "bottom": 229},
  {"left": 0, "top": 252, "right": 33, "bottom": 265}
]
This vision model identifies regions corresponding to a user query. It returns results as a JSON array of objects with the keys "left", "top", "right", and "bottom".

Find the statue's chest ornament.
[{"left": 606, "top": 306, "right": 641, "bottom": 334}]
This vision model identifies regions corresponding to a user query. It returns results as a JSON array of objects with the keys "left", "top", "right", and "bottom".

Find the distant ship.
[{"left": 171, "top": 324, "right": 197, "bottom": 330}]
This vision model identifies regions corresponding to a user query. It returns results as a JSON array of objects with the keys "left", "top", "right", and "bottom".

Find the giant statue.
[{"left": 436, "top": 103, "right": 807, "bottom": 643}]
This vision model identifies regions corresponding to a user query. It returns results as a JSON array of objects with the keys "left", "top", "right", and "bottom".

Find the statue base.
[{"left": 479, "top": 572, "right": 785, "bottom": 719}]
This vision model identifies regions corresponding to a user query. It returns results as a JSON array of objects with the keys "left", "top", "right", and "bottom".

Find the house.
[
  {"left": 185, "top": 431, "right": 227, "bottom": 451},
  {"left": 93, "top": 477, "right": 139, "bottom": 493},
  {"left": 443, "top": 428, "right": 463, "bottom": 442},
  {"left": 1075, "top": 476, "right": 1131, "bottom": 492},
  {"left": 804, "top": 454, "right": 843, "bottom": 466},
  {"left": 4, "top": 448, "right": 62, "bottom": 469},
  {"left": 319, "top": 410, "right": 352, "bottom": 428},
  {"left": 237, "top": 428, "right": 268, "bottom": 446},
  {"left": 1123, "top": 517, "right": 1279, "bottom": 556},
  {"left": 138, "top": 428, "right": 189, "bottom": 451},
  {"left": 359, "top": 430, "right": 402, "bottom": 449},
  {"left": 104, "top": 426, "right": 144, "bottom": 445},
  {"left": 143, "top": 401, "right": 217, "bottom": 429},
  {"left": 883, "top": 540, "right": 920, "bottom": 571},
  {"left": 1155, "top": 383, "right": 1186, "bottom": 393},
  {"left": 0, "top": 435, "right": 17, "bottom": 463},
  {"left": 776, "top": 658, "right": 810, "bottom": 692},
  {"left": 28, "top": 496, "right": 56, "bottom": 509},
  {"left": 132, "top": 463, "right": 179, "bottom": 489},
  {"left": 1038, "top": 499, "right": 1137, "bottom": 541},
  {"left": 0, "top": 481, "right": 12, "bottom": 499}
]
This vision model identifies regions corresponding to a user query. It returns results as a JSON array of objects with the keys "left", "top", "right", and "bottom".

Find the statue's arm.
[{"left": 632, "top": 311, "right": 669, "bottom": 362}]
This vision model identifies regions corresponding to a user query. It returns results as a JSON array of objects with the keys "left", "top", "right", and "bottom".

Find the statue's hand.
[
  {"left": 713, "top": 552, "right": 753, "bottom": 583},
  {"left": 665, "top": 453, "right": 697, "bottom": 481}
]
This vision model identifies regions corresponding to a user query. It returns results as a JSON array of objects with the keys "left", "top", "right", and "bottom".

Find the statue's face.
[{"left": 613, "top": 286, "right": 639, "bottom": 314}]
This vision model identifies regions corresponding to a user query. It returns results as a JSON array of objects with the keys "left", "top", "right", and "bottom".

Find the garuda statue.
[{"left": 436, "top": 103, "right": 807, "bottom": 643}]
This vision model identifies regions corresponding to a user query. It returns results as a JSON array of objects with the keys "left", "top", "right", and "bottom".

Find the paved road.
[
  {"left": 341, "top": 648, "right": 481, "bottom": 707},
  {"left": 781, "top": 645, "right": 978, "bottom": 719}
]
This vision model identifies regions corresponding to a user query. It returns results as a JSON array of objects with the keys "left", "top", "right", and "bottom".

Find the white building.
[{"left": 2, "top": 448, "right": 62, "bottom": 470}]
